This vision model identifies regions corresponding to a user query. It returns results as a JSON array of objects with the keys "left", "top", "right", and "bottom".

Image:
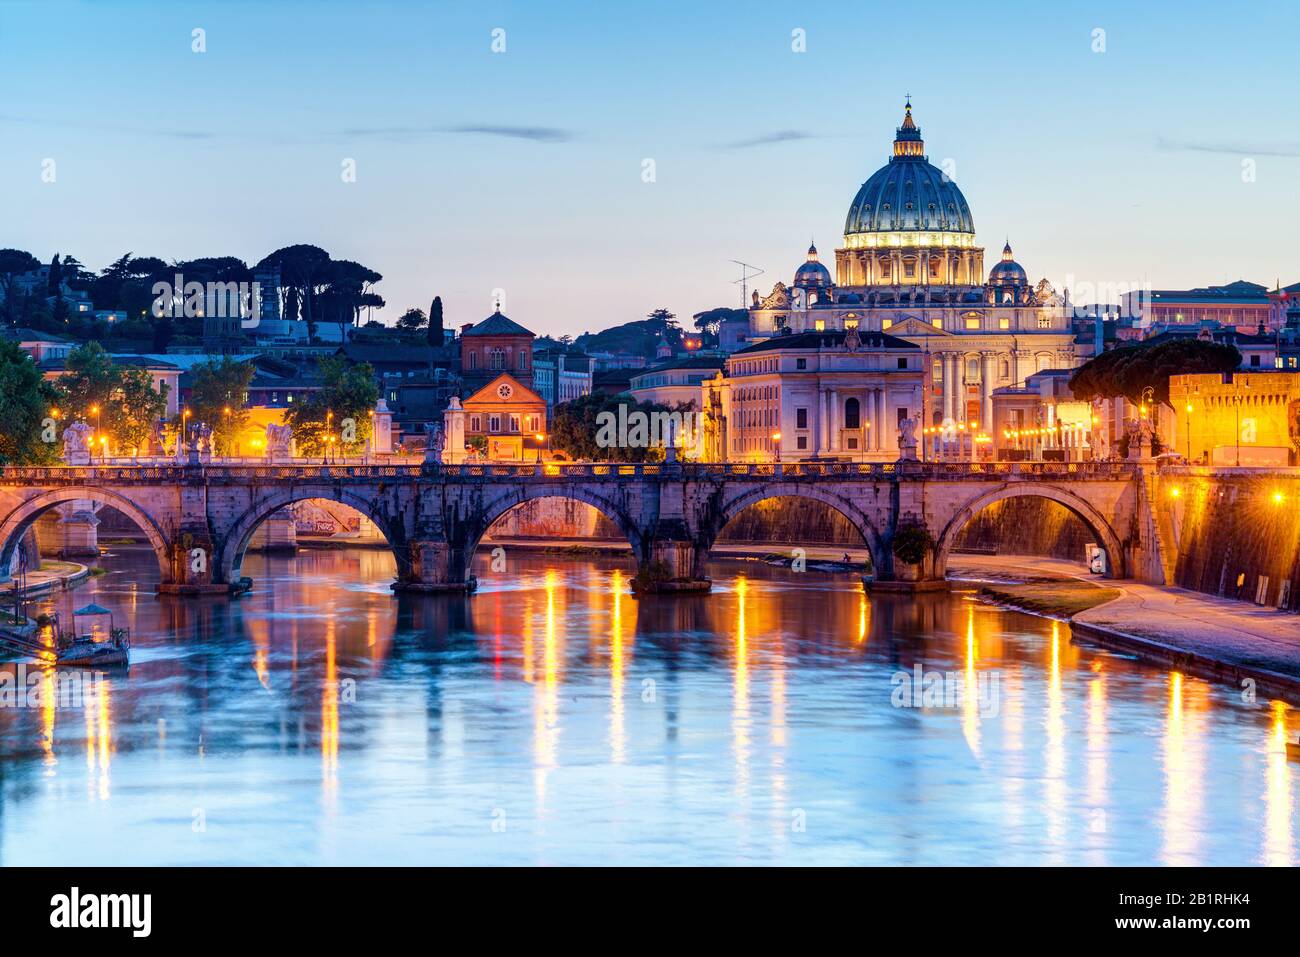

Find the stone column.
[
  {"left": 818, "top": 389, "right": 828, "bottom": 453},
  {"left": 979, "top": 351, "right": 996, "bottom": 435},
  {"left": 941, "top": 353, "right": 956, "bottom": 424},
  {"left": 829, "top": 389, "right": 838, "bottom": 451},
  {"left": 393, "top": 540, "right": 471, "bottom": 593}
]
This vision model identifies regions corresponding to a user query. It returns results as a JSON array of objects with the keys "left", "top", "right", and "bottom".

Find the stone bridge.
[{"left": 0, "top": 460, "right": 1170, "bottom": 596}]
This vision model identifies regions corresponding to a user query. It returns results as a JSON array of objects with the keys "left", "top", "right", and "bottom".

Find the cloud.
[
  {"left": 339, "top": 124, "right": 576, "bottom": 143},
  {"left": 0, "top": 113, "right": 215, "bottom": 140},
  {"left": 1156, "top": 136, "right": 1300, "bottom": 158},
  {"left": 720, "top": 130, "right": 820, "bottom": 149}
]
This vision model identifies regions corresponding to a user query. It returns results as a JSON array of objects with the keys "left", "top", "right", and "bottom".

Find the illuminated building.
[
  {"left": 747, "top": 99, "right": 1079, "bottom": 435},
  {"left": 1169, "top": 371, "right": 1300, "bottom": 467},
  {"left": 719, "top": 326, "right": 924, "bottom": 462},
  {"left": 462, "top": 373, "right": 547, "bottom": 462}
]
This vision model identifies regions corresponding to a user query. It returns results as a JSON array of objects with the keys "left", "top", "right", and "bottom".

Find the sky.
[{"left": 2, "top": 0, "right": 1298, "bottom": 339}]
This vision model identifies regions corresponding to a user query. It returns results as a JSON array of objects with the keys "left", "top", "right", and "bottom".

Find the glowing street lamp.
[
  {"left": 771, "top": 430, "right": 782, "bottom": 463},
  {"left": 534, "top": 432, "right": 546, "bottom": 464}
]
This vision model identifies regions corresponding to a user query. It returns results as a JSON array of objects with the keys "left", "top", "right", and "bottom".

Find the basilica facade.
[{"left": 746, "top": 100, "right": 1079, "bottom": 440}]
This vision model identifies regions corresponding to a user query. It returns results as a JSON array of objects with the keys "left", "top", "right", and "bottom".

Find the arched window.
[
  {"left": 845, "top": 397, "right": 861, "bottom": 429},
  {"left": 469, "top": 351, "right": 479, "bottom": 370},
  {"left": 490, "top": 348, "right": 504, "bottom": 370}
]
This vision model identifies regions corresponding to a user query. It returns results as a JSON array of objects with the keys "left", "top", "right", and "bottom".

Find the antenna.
[{"left": 731, "top": 260, "right": 765, "bottom": 307}]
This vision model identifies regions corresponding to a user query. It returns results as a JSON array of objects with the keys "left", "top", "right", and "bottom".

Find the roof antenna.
[{"left": 731, "top": 260, "right": 765, "bottom": 307}]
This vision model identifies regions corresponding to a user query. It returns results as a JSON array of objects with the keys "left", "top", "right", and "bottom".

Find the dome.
[
  {"left": 988, "top": 241, "right": 1027, "bottom": 286},
  {"left": 793, "top": 241, "right": 833, "bottom": 289},
  {"left": 843, "top": 101, "right": 975, "bottom": 238}
]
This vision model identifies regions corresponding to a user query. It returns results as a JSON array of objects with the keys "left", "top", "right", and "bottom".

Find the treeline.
[{"left": 0, "top": 245, "right": 387, "bottom": 349}]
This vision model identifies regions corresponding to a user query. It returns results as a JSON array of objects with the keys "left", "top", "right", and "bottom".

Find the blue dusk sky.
[{"left": 2, "top": 0, "right": 1297, "bottom": 338}]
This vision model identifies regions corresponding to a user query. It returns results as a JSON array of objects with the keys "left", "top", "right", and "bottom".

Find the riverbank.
[
  {"left": 12, "top": 559, "right": 90, "bottom": 597},
  {"left": 951, "top": 554, "right": 1300, "bottom": 702}
]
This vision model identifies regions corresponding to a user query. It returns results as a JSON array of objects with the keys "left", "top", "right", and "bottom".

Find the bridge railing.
[{"left": 0, "top": 460, "right": 1139, "bottom": 483}]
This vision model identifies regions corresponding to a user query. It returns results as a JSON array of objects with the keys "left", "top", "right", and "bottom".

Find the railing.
[{"left": 0, "top": 460, "right": 1140, "bottom": 483}]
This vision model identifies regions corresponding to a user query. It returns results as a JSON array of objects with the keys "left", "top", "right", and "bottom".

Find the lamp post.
[
  {"left": 1185, "top": 403, "right": 1194, "bottom": 461},
  {"left": 771, "top": 430, "right": 782, "bottom": 463},
  {"left": 534, "top": 432, "right": 546, "bottom": 464}
]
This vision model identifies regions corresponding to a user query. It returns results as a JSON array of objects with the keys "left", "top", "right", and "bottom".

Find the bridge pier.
[
  {"left": 392, "top": 540, "right": 473, "bottom": 594},
  {"left": 633, "top": 537, "right": 712, "bottom": 595},
  {"left": 158, "top": 531, "right": 237, "bottom": 595}
]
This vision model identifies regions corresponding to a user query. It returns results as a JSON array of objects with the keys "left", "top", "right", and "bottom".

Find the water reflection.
[{"left": 0, "top": 545, "right": 1295, "bottom": 866}]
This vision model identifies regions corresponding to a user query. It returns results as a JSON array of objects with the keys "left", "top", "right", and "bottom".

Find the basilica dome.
[
  {"left": 843, "top": 102, "right": 975, "bottom": 240},
  {"left": 793, "top": 242, "right": 833, "bottom": 290},
  {"left": 988, "top": 241, "right": 1027, "bottom": 286}
]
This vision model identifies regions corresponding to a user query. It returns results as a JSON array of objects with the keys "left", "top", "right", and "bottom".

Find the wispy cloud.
[
  {"left": 339, "top": 124, "right": 576, "bottom": 143},
  {"left": 0, "top": 113, "right": 216, "bottom": 140},
  {"left": 719, "top": 130, "right": 820, "bottom": 150},
  {"left": 1157, "top": 136, "right": 1300, "bottom": 158}
]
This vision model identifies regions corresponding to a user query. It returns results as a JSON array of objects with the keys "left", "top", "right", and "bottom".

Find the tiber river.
[{"left": 0, "top": 546, "right": 1295, "bottom": 866}]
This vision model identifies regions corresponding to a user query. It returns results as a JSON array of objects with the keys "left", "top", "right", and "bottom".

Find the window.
[
  {"left": 844, "top": 397, "right": 861, "bottom": 429},
  {"left": 882, "top": 318, "right": 892, "bottom": 329},
  {"left": 489, "top": 415, "right": 501, "bottom": 433},
  {"left": 932, "top": 318, "right": 942, "bottom": 328},
  {"left": 469, "top": 351, "right": 479, "bottom": 369},
  {"left": 964, "top": 317, "right": 980, "bottom": 330},
  {"left": 1037, "top": 317, "right": 1052, "bottom": 329},
  {"left": 967, "top": 358, "right": 979, "bottom": 378},
  {"left": 490, "top": 349, "right": 504, "bottom": 370},
  {"left": 471, "top": 415, "right": 481, "bottom": 432},
  {"left": 1250, "top": 354, "right": 1261, "bottom": 367},
  {"left": 999, "top": 317, "right": 1010, "bottom": 329},
  {"left": 897, "top": 357, "right": 908, "bottom": 369},
  {"left": 796, "top": 357, "right": 807, "bottom": 370},
  {"left": 509, "top": 415, "right": 520, "bottom": 432},
  {"left": 796, "top": 408, "right": 808, "bottom": 429},
  {"left": 814, "top": 319, "right": 825, "bottom": 332},
  {"left": 518, "top": 352, "right": 528, "bottom": 371},
  {"left": 797, "top": 436, "right": 807, "bottom": 450},
  {"left": 847, "top": 437, "right": 858, "bottom": 450}
]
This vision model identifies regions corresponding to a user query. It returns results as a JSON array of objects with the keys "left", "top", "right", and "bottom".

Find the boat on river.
[{"left": 55, "top": 603, "right": 130, "bottom": 668}]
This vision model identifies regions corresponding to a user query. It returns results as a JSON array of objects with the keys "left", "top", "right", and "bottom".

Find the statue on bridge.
[
  {"left": 423, "top": 422, "right": 446, "bottom": 465},
  {"left": 62, "top": 420, "right": 93, "bottom": 466},
  {"left": 265, "top": 422, "right": 293, "bottom": 463},
  {"left": 897, "top": 415, "right": 919, "bottom": 461}
]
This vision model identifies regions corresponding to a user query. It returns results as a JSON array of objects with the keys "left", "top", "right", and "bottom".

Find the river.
[{"left": 0, "top": 545, "right": 1295, "bottom": 865}]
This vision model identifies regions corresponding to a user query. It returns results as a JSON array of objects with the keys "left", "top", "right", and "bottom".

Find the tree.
[
  {"left": 284, "top": 357, "right": 379, "bottom": 457},
  {"left": 0, "top": 248, "right": 41, "bottom": 323},
  {"left": 187, "top": 357, "right": 256, "bottom": 455},
  {"left": 47, "top": 253, "right": 63, "bottom": 296},
  {"left": 549, "top": 392, "right": 675, "bottom": 463},
  {"left": 396, "top": 307, "right": 427, "bottom": 332},
  {"left": 1069, "top": 338, "right": 1241, "bottom": 410},
  {"left": 51, "top": 343, "right": 168, "bottom": 455},
  {"left": 427, "top": 296, "right": 444, "bottom": 346},
  {"left": 0, "top": 338, "right": 60, "bottom": 465},
  {"left": 256, "top": 245, "right": 331, "bottom": 342},
  {"left": 692, "top": 306, "right": 745, "bottom": 344}
]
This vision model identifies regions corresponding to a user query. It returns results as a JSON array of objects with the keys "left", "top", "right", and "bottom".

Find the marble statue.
[{"left": 62, "top": 420, "right": 93, "bottom": 465}]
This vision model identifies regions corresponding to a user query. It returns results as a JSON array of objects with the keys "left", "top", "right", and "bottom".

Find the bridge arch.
[
  {"left": 934, "top": 483, "right": 1126, "bottom": 579},
  {"left": 707, "top": 483, "right": 886, "bottom": 573},
  {"left": 0, "top": 486, "right": 172, "bottom": 583},
  {"left": 218, "top": 485, "right": 407, "bottom": 585},
  {"left": 466, "top": 486, "right": 646, "bottom": 568}
]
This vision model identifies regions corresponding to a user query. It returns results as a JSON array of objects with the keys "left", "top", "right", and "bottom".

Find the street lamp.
[
  {"left": 1185, "top": 403, "right": 1194, "bottom": 461},
  {"left": 771, "top": 430, "right": 782, "bottom": 463},
  {"left": 534, "top": 432, "right": 546, "bottom": 464}
]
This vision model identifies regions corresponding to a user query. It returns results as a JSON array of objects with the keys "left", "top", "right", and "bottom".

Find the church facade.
[{"left": 746, "top": 101, "right": 1079, "bottom": 438}]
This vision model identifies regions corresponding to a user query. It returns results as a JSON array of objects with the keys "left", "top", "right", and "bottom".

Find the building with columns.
[
  {"left": 747, "top": 100, "right": 1079, "bottom": 439},
  {"left": 719, "top": 326, "right": 924, "bottom": 462}
]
